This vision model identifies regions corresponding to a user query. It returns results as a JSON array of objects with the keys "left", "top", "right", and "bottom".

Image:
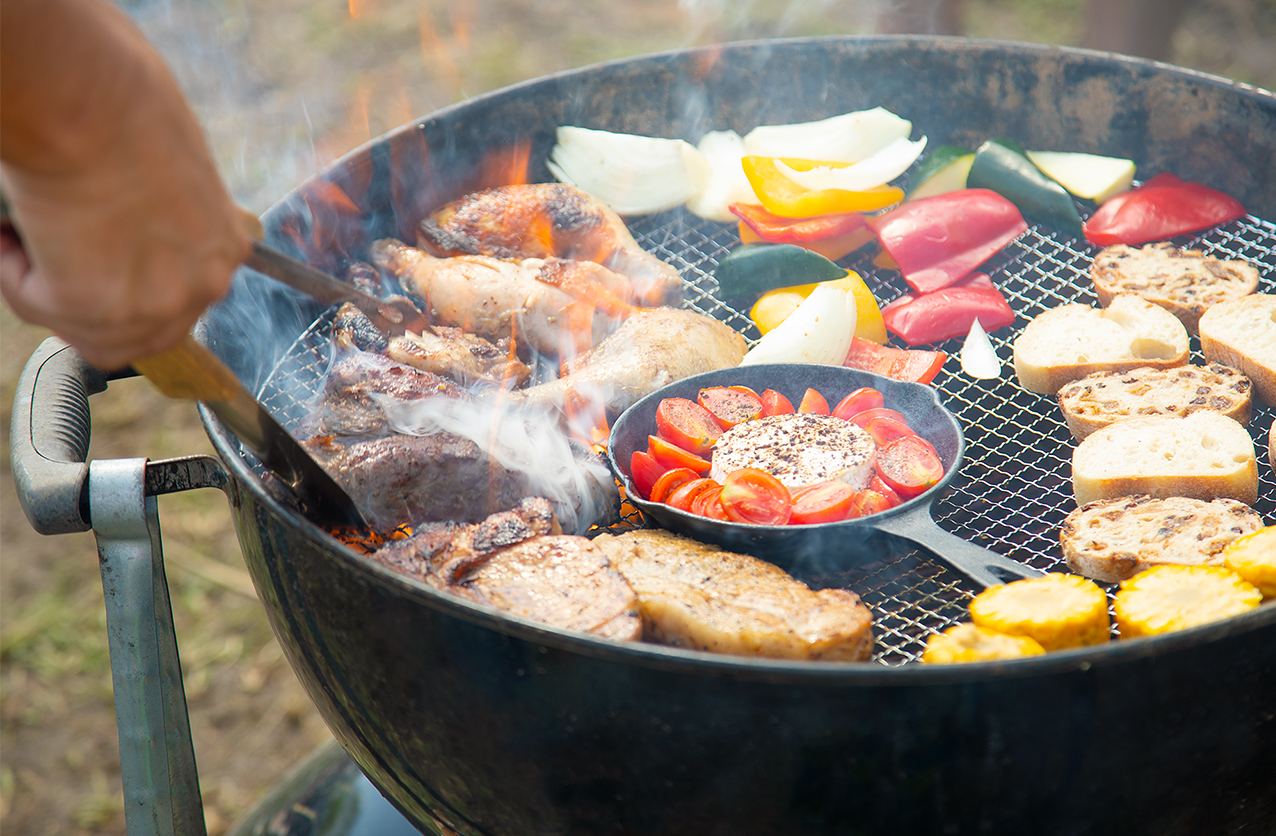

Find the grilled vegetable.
[
  {"left": 969, "top": 573, "right": 1110, "bottom": 651},
  {"left": 1082, "top": 173, "right": 1247, "bottom": 246},
  {"left": 741, "top": 106, "right": 913, "bottom": 163},
  {"left": 772, "top": 136, "right": 927, "bottom": 193},
  {"left": 716, "top": 243, "right": 846, "bottom": 298},
  {"left": 654, "top": 398, "right": 722, "bottom": 456},
  {"left": 907, "top": 144, "right": 975, "bottom": 200},
  {"left": 729, "top": 202, "right": 869, "bottom": 244},
  {"left": 1114, "top": 565, "right": 1262, "bottom": 638},
  {"left": 880, "top": 272, "right": 1016, "bottom": 346},
  {"left": 748, "top": 273, "right": 886, "bottom": 343},
  {"left": 720, "top": 468, "right": 793, "bottom": 526},
  {"left": 1223, "top": 526, "right": 1276, "bottom": 598},
  {"left": 741, "top": 156, "right": 903, "bottom": 218},
  {"left": 867, "top": 188, "right": 1027, "bottom": 294},
  {"left": 548, "top": 126, "right": 710, "bottom": 215},
  {"left": 685, "top": 130, "right": 756, "bottom": 222},
  {"left": 843, "top": 337, "right": 947, "bottom": 384},
  {"left": 1025, "top": 150, "right": 1135, "bottom": 203},
  {"left": 922, "top": 623, "right": 1046, "bottom": 664},
  {"left": 740, "top": 279, "right": 857, "bottom": 367},
  {"left": 967, "top": 137, "right": 1084, "bottom": 238}
]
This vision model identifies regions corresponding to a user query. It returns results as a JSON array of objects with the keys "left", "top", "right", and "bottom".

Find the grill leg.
[{"left": 91, "top": 457, "right": 206, "bottom": 836}]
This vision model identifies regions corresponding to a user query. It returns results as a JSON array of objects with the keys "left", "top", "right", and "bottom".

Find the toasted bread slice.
[
  {"left": 1013, "top": 295, "right": 1189, "bottom": 395},
  {"left": 1091, "top": 243, "right": 1259, "bottom": 335},
  {"left": 1056, "top": 363, "right": 1252, "bottom": 440},
  {"left": 1071, "top": 411, "right": 1258, "bottom": 506},
  {"left": 1060, "top": 495, "right": 1263, "bottom": 583},
  {"left": 1199, "top": 293, "right": 1276, "bottom": 406}
]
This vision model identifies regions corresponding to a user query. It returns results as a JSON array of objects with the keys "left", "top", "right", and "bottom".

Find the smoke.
[{"left": 373, "top": 393, "right": 618, "bottom": 536}]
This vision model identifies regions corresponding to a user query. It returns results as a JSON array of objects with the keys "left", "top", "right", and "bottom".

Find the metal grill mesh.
[{"left": 260, "top": 208, "right": 1276, "bottom": 666}]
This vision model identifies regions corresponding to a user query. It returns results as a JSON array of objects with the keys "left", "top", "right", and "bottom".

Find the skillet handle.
[{"left": 874, "top": 505, "right": 1046, "bottom": 589}]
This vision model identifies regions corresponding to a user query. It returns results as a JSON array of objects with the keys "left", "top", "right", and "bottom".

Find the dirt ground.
[{"left": 2, "top": 1, "right": 1274, "bottom": 834}]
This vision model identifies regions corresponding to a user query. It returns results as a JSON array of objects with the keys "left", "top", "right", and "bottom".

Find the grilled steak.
[
  {"left": 592, "top": 529, "right": 874, "bottom": 661},
  {"left": 372, "top": 499, "right": 641, "bottom": 641}
]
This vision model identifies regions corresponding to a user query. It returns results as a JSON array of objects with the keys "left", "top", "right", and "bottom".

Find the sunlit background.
[{"left": 2, "top": 1, "right": 1274, "bottom": 833}]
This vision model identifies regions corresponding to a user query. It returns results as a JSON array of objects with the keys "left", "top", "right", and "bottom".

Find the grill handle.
[
  {"left": 10, "top": 337, "right": 109, "bottom": 533},
  {"left": 873, "top": 506, "right": 1046, "bottom": 588}
]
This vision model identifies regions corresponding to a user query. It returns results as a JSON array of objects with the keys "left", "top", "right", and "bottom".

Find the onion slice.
[
  {"left": 774, "top": 136, "right": 928, "bottom": 193},
  {"left": 548, "top": 126, "right": 710, "bottom": 215},
  {"left": 960, "top": 317, "right": 1001, "bottom": 379},
  {"left": 740, "top": 280, "right": 857, "bottom": 367},
  {"left": 742, "top": 107, "right": 913, "bottom": 164},
  {"left": 684, "top": 130, "right": 757, "bottom": 222}
]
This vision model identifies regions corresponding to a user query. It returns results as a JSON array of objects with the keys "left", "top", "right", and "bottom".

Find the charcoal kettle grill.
[{"left": 11, "top": 37, "right": 1276, "bottom": 836}]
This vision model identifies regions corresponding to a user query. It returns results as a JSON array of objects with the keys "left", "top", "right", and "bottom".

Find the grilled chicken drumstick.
[{"left": 417, "top": 182, "right": 684, "bottom": 307}]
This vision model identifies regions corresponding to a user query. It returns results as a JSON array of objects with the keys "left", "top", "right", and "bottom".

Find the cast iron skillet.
[{"left": 607, "top": 363, "right": 1043, "bottom": 587}]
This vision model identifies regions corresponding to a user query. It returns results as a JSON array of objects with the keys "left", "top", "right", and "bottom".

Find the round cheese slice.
[{"left": 709, "top": 413, "right": 877, "bottom": 491}]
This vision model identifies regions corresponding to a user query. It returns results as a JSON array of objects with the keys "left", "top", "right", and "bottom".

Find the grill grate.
[{"left": 259, "top": 207, "right": 1276, "bottom": 667}]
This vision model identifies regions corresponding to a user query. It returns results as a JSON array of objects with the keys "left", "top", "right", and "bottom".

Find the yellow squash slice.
[
  {"left": 921, "top": 623, "right": 1045, "bottom": 664},
  {"left": 1115, "top": 565, "right": 1262, "bottom": 638},
  {"left": 1223, "top": 526, "right": 1276, "bottom": 599},
  {"left": 969, "top": 573, "right": 1110, "bottom": 651}
]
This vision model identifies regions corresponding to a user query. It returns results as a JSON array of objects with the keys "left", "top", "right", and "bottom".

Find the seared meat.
[
  {"left": 386, "top": 326, "right": 531, "bottom": 388},
  {"left": 302, "top": 348, "right": 470, "bottom": 439},
  {"left": 513, "top": 307, "right": 748, "bottom": 415},
  {"left": 593, "top": 529, "right": 874, "bottom": 661},
  {"left": 370, "top": 238, "right": 630, "bottom": 356},
  {"left": 418, "top": 183, "right": 684, "bottom": 306},
  {"left": 371, "top": 499, "right": 641, "bottom": 641},
  {"left": 304, "top": 431, "right": 532, "bottom": 532}
]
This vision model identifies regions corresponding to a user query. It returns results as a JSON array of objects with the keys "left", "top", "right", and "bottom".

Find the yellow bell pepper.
[
  {"left": 748, "top": 271, "right": 887, "bottom": 344},
  {"left": 742, "top": 156, "right": 904, "bottom": 218}
]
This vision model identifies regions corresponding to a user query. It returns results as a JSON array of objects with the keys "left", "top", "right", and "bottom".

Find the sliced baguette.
[
  {"left": 1090, "top": 243, "right": 1259, "bottom": 335},
  {"left": 1013, "top": 295, "right": 1189, "bottom": 395},
  {"left": 1056, "top": 363, "right": 1252, "bottom": 440},
  {"left": 1071, "top": 411, "right": 1257, "bottom": 506},
  {"left": 1198, "top": 293, "right": 1276, "bottom": 406},
  {"left": 1061, "top": 495, "right": 1264, "bottom": 583}
]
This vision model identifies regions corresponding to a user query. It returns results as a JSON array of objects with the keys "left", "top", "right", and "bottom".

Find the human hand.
[{"left": 0, "top": 0, "right": 252, "bottom": 371}]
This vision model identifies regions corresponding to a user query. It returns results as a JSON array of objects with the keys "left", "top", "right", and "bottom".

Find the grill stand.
[{"left": 9, "top": 337, "right": 417, "bottom": 836}]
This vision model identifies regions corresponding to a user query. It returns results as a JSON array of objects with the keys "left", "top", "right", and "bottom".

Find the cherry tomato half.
[
  {"left": 848, "top": 489, "right": 896, "bottom": 518},
  {"left": 666, "top": 477, "right": 719, "bottom": 512},
  {"left": 875, "top": 435, "right": 944, "bottom": 499},
  {"left": 846, "top": 407, "right": 909, "bottom": 428},
  {"left": 798, "top": 388, "right": 830, "bottom": 415},
  {"left": 698, "top": 385, "right": 764, "bottom": 429},
  {"left": 863, "top": 415, "right": 918, "bottom": 447},
  {"left": 649, "top": 467, "right": 699, "bottom": 504},
  {"left": 648, "top": 434, "right": 711, "bottom": 474},
  {"left": 869, "top": 474, "right": 904, "bottom": 509},
  {"left": 629, "top": 450, "right": 666, "bottom": 499},
  {"left": 690, "top": 482, "right": 726, "bottom": 518},
  {"left": 832, "top": 387, "right": 885, "bottom": 421},
  {"left": 760, "top": 389, "right": 795, "bottom": 416},
  {"left": 655, "top": 398, "right": 722, "bottom": 456},
  {"left": 720, "top": 468, "right": 793, "bottom": 525},
  {"left": 789, "top": 481, "right": 857, "bottom": 524}
]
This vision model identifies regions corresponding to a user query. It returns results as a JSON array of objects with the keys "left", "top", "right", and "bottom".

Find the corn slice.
[
  {"left": 969, "top": 573, "right": 1110, "bottom": 651},
  {"left": 921, "top": 623, "right": 1045, "bottom": 664},
  {"left": 1224, "top": 526, "right": 1276, "bottom": 599},
  {"left": 1115, "top": 565, "right": 1262, "bottom": 638}
]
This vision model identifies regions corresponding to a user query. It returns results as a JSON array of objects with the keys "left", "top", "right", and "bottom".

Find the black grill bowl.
[{"left": 202, "top": 37, "right": 1276, "bottom": 835}]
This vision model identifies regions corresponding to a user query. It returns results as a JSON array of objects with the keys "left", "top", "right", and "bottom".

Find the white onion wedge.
[
  {"left": 548, "top": 126, "right": 711, "bottom": 215},
  {"left": 684, "top": 130, "right": 757, "bottom": 222},
  {"left": 774, "top": 136, "right": 927, "bottom": 193},
  {"left": 740, "top": 280, "right": 857, "bottom": 367},
  {"left": 742, "top": 107, "right": 912, "bottom": 163},
  {"left": 960, "top": 317, "right": 1001, "bottom": 379}
]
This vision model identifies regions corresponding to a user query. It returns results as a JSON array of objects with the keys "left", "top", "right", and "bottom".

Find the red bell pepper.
[
  {"left": 867, "top": 189, "right": 1028, "bottom": 294},
  {"left": 843, "top": 337, "right": 946, "bottom": 384},
  {"left": 880, "top": 272, "right": 1016, "bottom": 346},
  {"left": 1082, "top": 173, "right": 1246, "bottom": 247},
  {"left": 729, "top": 203, "right": 868, "bottom": 243}
]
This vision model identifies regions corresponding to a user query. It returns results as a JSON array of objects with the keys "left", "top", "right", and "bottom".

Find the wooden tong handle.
[{"left": 132, "top": 335, "right": 242, "bottom": 403}]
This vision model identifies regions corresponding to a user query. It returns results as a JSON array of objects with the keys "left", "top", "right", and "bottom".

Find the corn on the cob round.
[
  {"left": 1114, "top": 565, "right": 1262, "bottom": 638},
  {"left": 969, "top": 573, "right": 1110, "bottom": 651},
  {"left": 921, "top": 623, "right": 1046, "bottom": 664},
  {"left": 1223, "top": 526, "right": 1276, "bottom": 599}
]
